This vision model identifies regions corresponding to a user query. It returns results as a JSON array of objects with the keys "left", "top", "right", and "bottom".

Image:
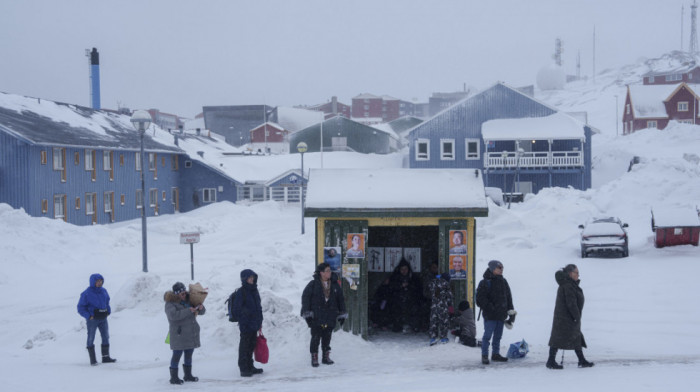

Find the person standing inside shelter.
[
  {"left": 77, "top": 273, "right": 116, "bottom": 366},
  {"left": 546, "top": 264, "right": 594, "bottom": 369},
  {"left": 164, "top": 282, "right": 205, "bottom": 384},
  {"left": 301, "top": 262, "right": 347, "bottom": 367},
  {"left": 232, "top": 269, "right": 264, "bottom": 377},
  {"left": 476, "top": 260, "right": 516, "bottom": 364},
  {"left": 428, "top": 273, "right": 454, "bottom": 345}
]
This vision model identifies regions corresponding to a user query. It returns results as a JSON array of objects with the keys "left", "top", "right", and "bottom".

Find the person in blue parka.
[
  {"left": 232, "top": 269, "right": 263, "bottom": 377},
  {"left": 77, "top": 273, "right": 116, "bottom": 366}
]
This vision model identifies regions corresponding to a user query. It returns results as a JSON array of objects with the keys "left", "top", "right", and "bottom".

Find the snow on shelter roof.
[
  {"left": 652, "top": 206, "right": 700, "bottom": 228},
  {"left": 481, "top": 112, "right": 585, "bottom": 141},
  {"left": 304, "top": 169, "right": 488, "bottom": 217}
]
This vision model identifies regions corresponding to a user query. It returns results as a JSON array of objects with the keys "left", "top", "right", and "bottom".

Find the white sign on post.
[{"left": 180, "top": 232, "right": 200, "bottom": 244}]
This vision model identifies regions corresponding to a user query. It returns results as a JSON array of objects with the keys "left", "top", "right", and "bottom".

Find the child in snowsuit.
[
  {"left": 428, "top": 274, "right": 454, "bottom": 345},
  {"left": 454, "top": 300, "right": 478, "bottom": 347}
]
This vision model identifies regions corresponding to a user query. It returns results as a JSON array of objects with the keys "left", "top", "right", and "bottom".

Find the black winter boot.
[
  {"left": 87, "top": 346, "right": 98, "bottom": 366},
  {"left": 481, "top": 355, "right": 490, "bottom": 365},
  {"left": 311, "top": 353, "right": 319, "bottom": 367},
  {"left": 101, "top": 344, "right": 116, "bottom": 363},
  {"left": 182, "top": 365, "right": 198, "bottom": 382},
  {"left": 491, "top": 353, "right": 508, "bottom": 362},
  {"left": 575, "top": 349, "right": 595, "bottom": 368},
  {"left": 322, "top": 351, "right": 334, "bottom": 365},
  {"left": 169, "top": 367, "right": 184, "bottom": 385},
  {"left": 546, "top": 347, "right": 563, "bottom": 369}
]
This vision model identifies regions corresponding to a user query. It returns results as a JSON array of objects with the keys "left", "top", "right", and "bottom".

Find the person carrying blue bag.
[{"left": 77, "top": 273, "right": 116, "bottom": 366}]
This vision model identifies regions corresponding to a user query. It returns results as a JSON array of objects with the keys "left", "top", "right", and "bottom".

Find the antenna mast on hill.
[
  {"left": 553, "top": 38, "right": 563, "bottom": 66},
  {"left": 577, "top": 51, "right": 581, "bottom": 80},
  {"left": 682, "top": 5, "right": 685, "bottom": 51},
  {"left": 592, "top": 26, "right": 596, "bottom": 82},
  {"left": 691, "top": 0, "right": 699, "bottom": 54}
]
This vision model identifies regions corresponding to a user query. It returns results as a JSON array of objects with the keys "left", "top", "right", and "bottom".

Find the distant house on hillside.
[
  {"left": 289, "top": 116, "right": 400, "bottom": 154},
  {"left": 622, "top": 83, "right": 700, "bottom": 134},
  {"left": 307, "top": 96, "right": 352, "bottom": 119},
  {"left": 408, "top": 83, "right": 593, "bottom": 196},
  {"left": 351, "top": 93, "right": 401, "bottom": 122},
  {"left": 202, "top": 105, "right": 274, "bottom": 147},
  {"left": 0, "top": 92, "right": 240, "bottom": 225},
  {"left": 642, "top": 62, "right": 700, "bottom": 85},
  {"left": 248, "top": 122, "right": 288, "bottom": 154}
]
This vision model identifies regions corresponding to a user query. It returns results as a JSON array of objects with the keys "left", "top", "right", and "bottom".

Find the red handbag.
[{"left": 254, "top": 330, "right": 269, "bottom": 364}]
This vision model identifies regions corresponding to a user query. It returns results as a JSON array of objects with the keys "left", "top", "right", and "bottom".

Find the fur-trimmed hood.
[{"left": 164, "top": 290, "right": 189, "bottom": 303}]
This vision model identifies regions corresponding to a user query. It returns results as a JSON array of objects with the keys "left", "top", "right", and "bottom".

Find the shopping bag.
[
  {"left": 506, "top": 339, "right": 529, "bottom": 359},
  {"left": 254, "top": 330, "right": 269, "bottom": 364},
  {"left": 188, "top": 283, "right": 208, "bottom": 307},
  {"left": 165, "top": 332, "right": 170, "bottom": 344}
]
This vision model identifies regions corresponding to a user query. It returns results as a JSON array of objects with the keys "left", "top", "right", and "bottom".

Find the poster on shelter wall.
[
  {"left": 449, "top": 254, "right": 467, "bottom": 280},
  {"left": 343, "top": 264, "right": 360, "bottom": 290},
  {"left": 403, "top": 248, "right": 421, "bottom": 272},
  {"left": 345, "top": 233, "right": 365, "bottom": 258},
  {"left": 449, "top": 230, "right": 468, "bottom": 254},
  {"left": 384, "top": 247, "right": 403, "bottom": 272},
  {"left": 324, "top": 247, "right": 342, "bottom": 274},
  {"left": 367, "top": 247, "right": 384, "bottom": 272}
]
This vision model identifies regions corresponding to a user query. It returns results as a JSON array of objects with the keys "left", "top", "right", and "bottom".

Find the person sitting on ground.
[{"left": 453, "top": 300, "right": 478, "bottom": 347}]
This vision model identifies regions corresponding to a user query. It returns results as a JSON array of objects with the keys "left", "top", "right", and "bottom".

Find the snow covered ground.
[{"left": 3, "top": 65, "right": 700, "bottom": 390}]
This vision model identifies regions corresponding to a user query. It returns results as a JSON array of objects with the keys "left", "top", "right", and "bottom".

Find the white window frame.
[
  {"left": 202, "top": 188, "right": 217, "bottom": 203},
  {"left": 465, "top": 138, "right": 480, "bottom": 160},
  {"left": 679, "top": 119, "right": 694, "bottom": 124},
  {"left": 104, "top": 192, "right": 113, "bottom": 213},
  {"left": 52, "top": 147, "right": 65, "bottom": 170},
  {"left": 415, "top": 139, "right": 430, "bottom": 161},
  {"left": 626, "top": 104, "right": 630, "bottom": 115},
  {"left": 440, "top": 139, "right": 455, "bottom": 160},
  {"left": 648, "top": 76, "right": 655, "bottom": 83},
  {"left": 647, "top": 120, "right": 658, "bottom": 129},
  {"left": 135, "top": 152, "right": 142, "bottom": 171},
  {"left": 674, "top": 228, "right": 684, "bottom": 235},
  {"left": 85, "top": 149, "right": 94, "bottom": 170},
  {"left": 149, "top": 188, "right": 158, "bottom": 207},
  {"left": 86, "top": 193, "right": 95, "bottom": 215},
  {"left": 136, "top": 189, "right": 143, "bottom": 209},
  {"left": 678, "top": 101, "right": 689, "bottom": 112},
  {"left": 103, "top": 151, "right": 112, "bottom": 170},
  {"left": 53, "top": 194, "right": 65, "bottom": 219},
  {"left": 148, "top": 153, "right": 156, "bottom": 171}
]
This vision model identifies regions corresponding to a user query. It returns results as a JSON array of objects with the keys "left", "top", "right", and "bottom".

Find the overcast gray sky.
[{"left": 0, "top": 0, "right": 692, "bottom": 117}]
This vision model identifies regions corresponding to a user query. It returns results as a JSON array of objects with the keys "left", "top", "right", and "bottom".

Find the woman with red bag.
[
  {"left": 232, "top": 269, "right": 263, "bottom": 377},
  {"left": 301, "top": 262, "right": 347, "bottom": 367}
]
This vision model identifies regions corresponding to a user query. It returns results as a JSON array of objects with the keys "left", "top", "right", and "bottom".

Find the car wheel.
[
  {"left": 622, "top": 247, "right": 629, "bottom": 258},
  {"left": 581, "top": 249, "right": 587, "bottom": 258}
]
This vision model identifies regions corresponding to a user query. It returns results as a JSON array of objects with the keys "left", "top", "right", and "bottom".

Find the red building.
[
  {"left": 249, "top": 122, "right": 288, "bottom": 154},
  {"left": 651, "top": 207, "right": 700, "bottom": 248},
  {"left": 308, "top": 96, "right": 351, "bottom": 119},
  {"left": 643, "top": 64, "right": 700, "bottom": 85},
  {"left": 351, "top": 93, "right": 401, "bottom": 122},
  {"left": 622, "top": 83, "right": 700, "bottom": 134}
]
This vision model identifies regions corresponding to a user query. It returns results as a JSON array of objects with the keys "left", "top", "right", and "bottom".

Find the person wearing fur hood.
[
  {"left": 301, "top": 262, "right": 347, "bottom": 367},
  {"left": 164, "top": 282, "right": 205, "bottom": 384}
]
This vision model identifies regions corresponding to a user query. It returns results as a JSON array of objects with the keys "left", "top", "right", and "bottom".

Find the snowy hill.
[{"left": 2, "top": 55, "right": 700, "bottom": 391}]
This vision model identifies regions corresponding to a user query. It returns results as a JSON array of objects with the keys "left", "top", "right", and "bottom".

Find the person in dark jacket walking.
[
  {"left": 232, "top": 269, "right": 263, "bottom": 377},
  {"left": 476, "top": 260, "right": 516, "bottom": 364},
  {"left": 546, "top": 264, "right": 594, "bottom": 369},
  {"left": 77, "top": 273, "right": 116, "bottom": 366},
  {"left": 301, "top": 262, "right": 347, "bottom": 367},
  {"left": 164, "top": 282, "right": 206, "bottom": 384},
  {"left": 388, "top": 258, "right": 423, "bottom": 333}
]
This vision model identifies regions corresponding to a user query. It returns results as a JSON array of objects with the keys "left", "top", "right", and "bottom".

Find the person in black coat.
[
  {"left": 388, "top": 258, "right": 423, "bottom": 333},
  {"left": 546, "top": 264, "right": 594, "bottom": 369},
  {"left": 476, "top": 260, "right": 516, "bottom": 364},
  {"left": 232, "top": 269, "right": 263, "bottom": 377},
  {"left": 301, "top": 262, "right": 347, "bottom": 367}
]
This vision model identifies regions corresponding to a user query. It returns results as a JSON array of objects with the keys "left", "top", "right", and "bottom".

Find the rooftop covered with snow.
[
  {"left": 304, "top": 169, "right": 488, "bottom": 217},
  {"left": 652, "top": 206, "right": 700, "bottom": 228},
  {"left": 481, "top": 112, "right": 585, "bottom": 141}
]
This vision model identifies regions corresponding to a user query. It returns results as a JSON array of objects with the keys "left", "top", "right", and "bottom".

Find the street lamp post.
[
  {"left": 508, "top": 148, "right": 524, "bottom": 210},
  {"left": 501, "top": 150, "right": 508, "bottom": 192},
  {"left": 131, "top": 110, "right": 152, "bottom": 273},
  {"left": 297, "top": 142, "right": 308, "bottom": 234},
  {"left": 615, "top": 95, "right": 619, "bottom": 136}
]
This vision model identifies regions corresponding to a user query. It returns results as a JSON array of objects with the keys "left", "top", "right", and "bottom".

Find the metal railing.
[{"left": 485, "top": 151, "right": 582, "bottom": 168}]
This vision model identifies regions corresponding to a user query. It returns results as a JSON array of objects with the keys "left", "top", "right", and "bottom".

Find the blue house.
[
  {"left": 0, "top": 92, "right": 240, "bottom": 225},
  {"left": 407, "top": 83, "right": 592, "bottom": 196}
]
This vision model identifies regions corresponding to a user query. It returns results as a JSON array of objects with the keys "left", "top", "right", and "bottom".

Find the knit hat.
[
  {"left": 172, "top": 282, "right": 186, "bottom": 294},
  {"left": 488, "top": 260, "right": 503, "bottom": 272},
  {"left": 458, "top": 300, "right": 470, "bottom": 312}
]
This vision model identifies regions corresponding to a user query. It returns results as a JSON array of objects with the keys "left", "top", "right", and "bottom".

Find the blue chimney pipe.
[{"left": 90, "top": 48, "right": 101, "bottom": 110}]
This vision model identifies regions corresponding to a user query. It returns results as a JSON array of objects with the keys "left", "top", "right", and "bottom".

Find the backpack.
[
  {"left": 225, "top": 288, "right": 245, "bottom": 322},
  {"left": 475, "top": 279, "right": 491, "bottom": 309}
]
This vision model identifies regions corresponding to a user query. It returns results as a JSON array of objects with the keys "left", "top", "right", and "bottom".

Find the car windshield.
[{"left": 582, "top": 221, "right": 624, "bottom": 236}]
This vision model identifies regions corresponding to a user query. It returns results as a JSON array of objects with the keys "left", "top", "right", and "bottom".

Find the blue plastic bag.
[{"left": 506, "top": 339, "right": 529, "bottom": 359}]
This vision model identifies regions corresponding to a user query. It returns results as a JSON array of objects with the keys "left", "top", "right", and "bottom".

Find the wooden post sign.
[{"left": 180, "top": 232, "right": 200, "bottom": 280}]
